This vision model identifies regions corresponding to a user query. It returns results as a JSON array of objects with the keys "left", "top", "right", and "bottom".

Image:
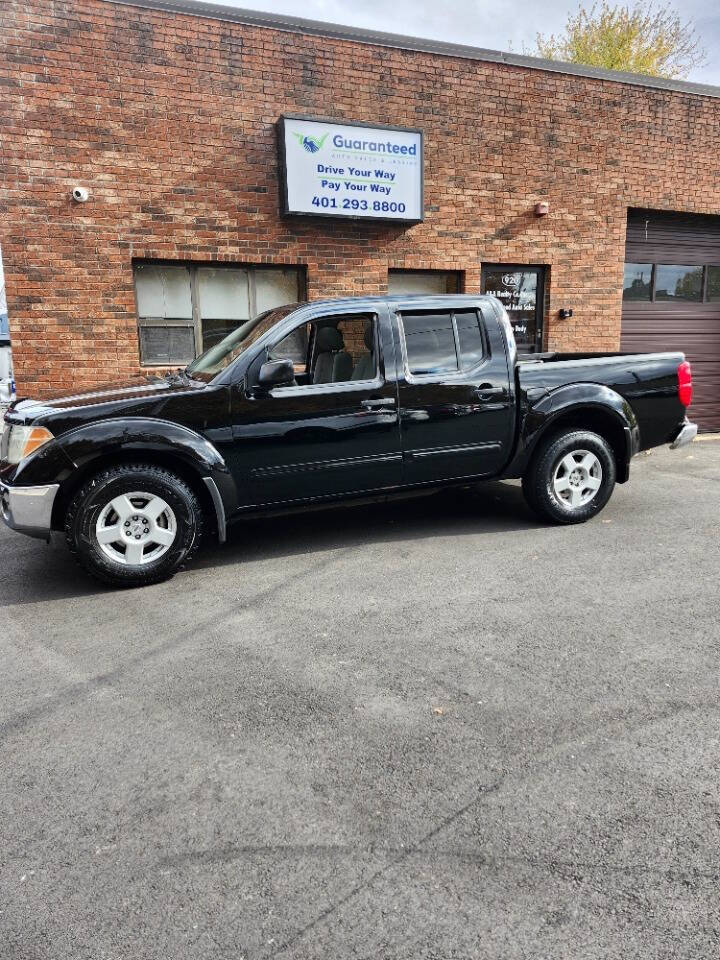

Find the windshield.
[{"left": 186, "top": 303, "right": 302, "bottom": 379}]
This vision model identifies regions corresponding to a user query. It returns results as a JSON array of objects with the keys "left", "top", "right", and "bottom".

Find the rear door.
[{"left": 393, "top": 300, "right": 514, "bottom": 484}]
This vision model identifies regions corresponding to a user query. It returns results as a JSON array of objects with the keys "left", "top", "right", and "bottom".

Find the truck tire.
[
  {"left": 65, "top": 463, "right": 204, "bottom": 587},
  {"left": 522, "top": 429, "right": 616, "bottom": 524}
]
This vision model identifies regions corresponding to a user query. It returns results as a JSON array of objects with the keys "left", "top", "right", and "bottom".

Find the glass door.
[{"left": 481, "top": 265, "right": 545, "bottom": 353}]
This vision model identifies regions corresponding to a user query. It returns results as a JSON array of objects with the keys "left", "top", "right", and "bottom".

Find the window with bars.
[{"left": 134, "top": 262, "right": 303, "bottom": 365}]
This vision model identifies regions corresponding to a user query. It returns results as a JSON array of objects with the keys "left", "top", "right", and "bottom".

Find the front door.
[
  {"left": 394, "top": 301, "right": 514, "bottom": 485},
  {"left": 227, "top": 305, "right": 402, "bottom": 508},
  {"left": 481, "top": 264, "right": 545, "bottom": 353}
]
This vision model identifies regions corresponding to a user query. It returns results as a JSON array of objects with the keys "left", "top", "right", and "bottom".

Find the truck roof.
[{"left": 303, "top": 294, "right": 495, "bottom": 309}]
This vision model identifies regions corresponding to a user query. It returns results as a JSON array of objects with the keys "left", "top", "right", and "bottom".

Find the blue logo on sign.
[{"left": 292, "top": 132, "right": 329, "bottom": 154}]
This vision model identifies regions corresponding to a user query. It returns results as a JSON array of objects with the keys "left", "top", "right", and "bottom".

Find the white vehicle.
[
  {"left": 0, "top": 338, "right": 13, "bottom": 409},
  {"left": 0, "top": 250, "right": 13, "bottom": 409}
]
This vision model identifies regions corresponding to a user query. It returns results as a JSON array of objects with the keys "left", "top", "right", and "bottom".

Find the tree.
[{"left": 530, "top": 2, "right": 706, "bottom": 80}]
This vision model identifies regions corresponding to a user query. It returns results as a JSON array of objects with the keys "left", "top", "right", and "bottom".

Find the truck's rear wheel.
[
  {"left": 522, "top": 429, "right": 616, "bottom": 524},
  {"left": 65, "top": 464, "right": 203, "bottom": 587}
]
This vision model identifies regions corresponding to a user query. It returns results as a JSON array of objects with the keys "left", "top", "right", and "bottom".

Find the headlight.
[{"left": 7, "top": 425, "right": 54, "bottom": 464}]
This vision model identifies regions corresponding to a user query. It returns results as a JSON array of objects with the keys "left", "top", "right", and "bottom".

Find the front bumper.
[
  {"left": 670, "top": 420, "right": 698, "bottom": 450},
  {"left": 0, "top": 480, "right": 59, "bottom": 540}
]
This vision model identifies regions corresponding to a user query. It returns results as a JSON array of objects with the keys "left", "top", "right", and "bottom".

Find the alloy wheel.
[
  {"left": 95, "top": 491, "right": 177, "bottom": 565},
  {"left": 552, "top": 449, "right": 603, "bottom": 509}
]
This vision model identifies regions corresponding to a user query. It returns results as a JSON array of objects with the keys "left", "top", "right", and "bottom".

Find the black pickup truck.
[{"left": 1, "top": 295, "right": 696, "bottom": 587}]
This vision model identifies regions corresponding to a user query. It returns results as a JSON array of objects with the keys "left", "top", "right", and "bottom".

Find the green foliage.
[{"left": 530, "top": 2, "right": 706, "bottom": 80}]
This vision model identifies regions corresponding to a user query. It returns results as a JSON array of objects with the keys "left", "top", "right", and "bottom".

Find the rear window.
[
  {"left": 402, "top": 312, "right": 457, "bottom": 375},
  {"left": 400, "top": 310, "right": 486, "bottom": 376},
  {"left": 455, "top": 312, "right": 485, "bottom": 370}
]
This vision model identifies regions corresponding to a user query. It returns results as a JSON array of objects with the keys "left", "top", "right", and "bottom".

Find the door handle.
[
  {"left": 361, "top": 397, "right": 396, "bottom": 409},
  {"left": 473, "top": 384, "right": 507, "bottom": 402}
]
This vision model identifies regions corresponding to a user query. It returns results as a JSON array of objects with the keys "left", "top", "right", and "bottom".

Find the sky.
[{"left": 207, "top": 0, "right": 720, "bottom": 86}]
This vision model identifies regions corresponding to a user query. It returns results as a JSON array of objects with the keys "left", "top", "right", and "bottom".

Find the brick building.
[{"left": 3, "top": 0, "right": 720, "bottom": 428}]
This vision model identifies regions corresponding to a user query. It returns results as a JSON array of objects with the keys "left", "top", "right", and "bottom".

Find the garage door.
[{"left": 622, "top": 208, "right": 720, "bottom": 432}]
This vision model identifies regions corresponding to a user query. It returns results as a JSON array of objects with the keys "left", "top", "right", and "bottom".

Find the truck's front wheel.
[
  {"left": 65, "top": 464, "right": 204, "bottom": 587},
  {"left": 522, "top": 429, "right": 616, "bottom": 524}
]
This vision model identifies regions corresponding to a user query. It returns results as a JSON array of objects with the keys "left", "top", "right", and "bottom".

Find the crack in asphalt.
[
  {"left": 154, "top": 840, "right": 720, "bottom": 889},
  {"left": 143, "top": 694, "right": 720, "bottom": 959},
  {"left": 155, "top": 843, "right": 720, "bottom": 882},
  {"left": 261, "top": 781, "right": 504, "bottom": 959}
]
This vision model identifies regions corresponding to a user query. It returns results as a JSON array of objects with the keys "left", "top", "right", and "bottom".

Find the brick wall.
[{"left": 2, "top": 0, "right": 720, "bottom": 395}]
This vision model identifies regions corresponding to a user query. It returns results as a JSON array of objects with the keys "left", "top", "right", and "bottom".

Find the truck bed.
[{"left": 517, "top": 350, "right": 687, "bottom": 450}]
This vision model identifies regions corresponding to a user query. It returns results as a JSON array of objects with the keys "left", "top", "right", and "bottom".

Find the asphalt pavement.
[{"left": 1, "top": 441, "right": 719, "bottom": 959}]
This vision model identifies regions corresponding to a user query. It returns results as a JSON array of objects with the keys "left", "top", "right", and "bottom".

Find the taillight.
[{"left": 677, "top": 361, "right": 692, "bottom": 408}]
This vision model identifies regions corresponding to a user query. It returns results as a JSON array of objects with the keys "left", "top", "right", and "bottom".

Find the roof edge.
[{"left": 102, "top": 0, "right": 720, "bottom": 100}]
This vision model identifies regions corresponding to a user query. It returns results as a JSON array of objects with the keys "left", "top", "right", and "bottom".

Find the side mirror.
[{"left": 257, "top": 357, "right": 295, "bottom": 391}]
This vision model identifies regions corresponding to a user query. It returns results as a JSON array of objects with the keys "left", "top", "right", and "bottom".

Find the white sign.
[{"left": 279, "top": 117, "right": 423, "bottom": 222}]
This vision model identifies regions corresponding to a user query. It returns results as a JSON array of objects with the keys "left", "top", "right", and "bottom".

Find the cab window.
[
  {"left": 400, "top": 309, "right": 486, "bottom": 376},
  {"left": 268, "top": 314, "right": 378, "bottom": 387}
]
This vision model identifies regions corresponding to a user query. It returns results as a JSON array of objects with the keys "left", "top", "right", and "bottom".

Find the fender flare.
[
  {"left": 505, "top": 383, "right": 640, "bottom": 482},
  {"left": 18, "top": 417, "right": 238, "bottom": 541}
]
